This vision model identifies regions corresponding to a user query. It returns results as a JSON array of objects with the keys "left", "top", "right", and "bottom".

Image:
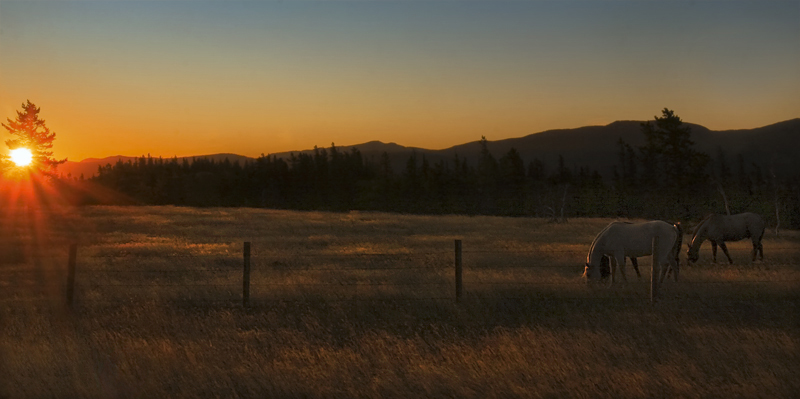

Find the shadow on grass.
[{"left": 64, "top": 280, "right": 799, "bottom": 346}]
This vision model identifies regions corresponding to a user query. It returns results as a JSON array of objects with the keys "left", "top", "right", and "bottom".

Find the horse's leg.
[
  {"left": 658, "top": 259, "right": 669, "bottom": 284},
  {"left": 608, "top": 256, "right": 617, "bottom": 287},
  {"left": 630, "top": 257, "right": 641, "bottom": 279},
  {"left": 751, "top": 237, "right": 765, "bottom": 262},
  {"left": 609, "top": 251, "right": 626, "bottom": 286},
  {"left": 656, "top": 250, "right": 672, "bottom": 284},
  {"left": 711, "top": 241, "right": 718, "bottom": 263},
  {"left": 663, "top": 252, "right": 674, "bottom": 280},
  {"left": 660, "top": 260, "right": 672, "bottom": 283},
  {"left": 669, "top": 253, "right": 679, "bottom": 282},
  {"left": 719, "top": 242, "right": 733, "bottom": 264},
  {"left": 617, "top": 252, "right": 628, "bottom": 282}
]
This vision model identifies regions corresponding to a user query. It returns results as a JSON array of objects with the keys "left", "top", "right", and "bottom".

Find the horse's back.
[
  {"left": 722, "top": 213, "right": 765, "bottom": 240},
  {"left": 740, "top": 212, "right": 766, "bottom": 238},
  {"left": 601, "top": 220, "right": 677, "bottom": 257}
]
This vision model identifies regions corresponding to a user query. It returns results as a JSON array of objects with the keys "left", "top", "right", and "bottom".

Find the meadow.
[{"left": 1, "top": 206, "right": 798, "bottom": 398}]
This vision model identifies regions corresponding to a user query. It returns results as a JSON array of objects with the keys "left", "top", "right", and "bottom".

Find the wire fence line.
[
  {"left": 76, "top": 245, "right": 800, "bottom": 261},
  {"left": 5, "top": 262, "right": 799, "bottom": 273},
  {"left": 83, "top": 282, "right": 454, "bottom": 288},
  {"left": 1, "top": 240, "right": 798, "bottom": 307},
  {"left": 5, "top": 280, "right": 798, "bottom": 290},
  {"left": 74, "top": 247, "right": 800, "bottom": 258}
]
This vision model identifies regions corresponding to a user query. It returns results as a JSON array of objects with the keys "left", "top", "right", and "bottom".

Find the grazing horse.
[
  {"left": 599, "top": 222, "right": 682, "bottom": 280},
  {"left": 583, "top": 221, "right": 681, "bottom": 286},
  {"left": 686, "top": 213, "right": 765, "bottom": 264}
]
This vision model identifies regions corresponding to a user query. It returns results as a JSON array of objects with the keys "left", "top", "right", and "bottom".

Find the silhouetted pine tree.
[
  {"left": 476, "top": 136, "right": 499, "bottom": 214},
  {"left": 498, "top": 148, "right": 526, "bottom": 215}
]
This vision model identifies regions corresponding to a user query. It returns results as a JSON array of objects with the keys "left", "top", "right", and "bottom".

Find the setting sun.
[{"left": 10, "top": 148, "right": 33, "bottom": 167}]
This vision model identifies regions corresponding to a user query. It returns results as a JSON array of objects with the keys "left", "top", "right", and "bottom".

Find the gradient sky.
[{"left": 1, "top": 0, "right": 798, "bottom": 162}]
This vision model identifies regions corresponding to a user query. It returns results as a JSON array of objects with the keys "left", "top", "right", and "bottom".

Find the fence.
[{"left": 3, "top": 239, "right": 798, "bottom": 308}]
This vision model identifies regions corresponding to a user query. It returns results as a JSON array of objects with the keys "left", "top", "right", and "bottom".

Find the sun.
[{"left": 10, "top": 148, "right": 33, "bottom": 167}]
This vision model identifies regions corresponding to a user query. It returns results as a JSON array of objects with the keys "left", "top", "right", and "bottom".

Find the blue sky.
[{"left": 1, "top": 0, "right": 798, "bottom": 160}]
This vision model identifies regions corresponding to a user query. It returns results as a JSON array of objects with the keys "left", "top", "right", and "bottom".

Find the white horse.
[
  {"left": 583, "top": 221, "right": 681, "bottom": 286},
  {"left": 686, "top": 213, "right": 765, "bottom": 264}
]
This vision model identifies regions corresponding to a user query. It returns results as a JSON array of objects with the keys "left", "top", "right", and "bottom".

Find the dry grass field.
[{"left": 1, "top": 206, "right": 798, "bottom": 398}]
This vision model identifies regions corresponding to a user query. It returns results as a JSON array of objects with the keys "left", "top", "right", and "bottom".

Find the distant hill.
[
  {"left": 60, "top": 153, "right": 255, "bottom": 179},
  {"left": 436, "top": 118, "right": 800, "bottom": 178},
  {"left": 267, "top": 118, "right": 800, "bottom": 178},
  {"left": 60, "top": 119, "right": 800, "bottom": 179}
]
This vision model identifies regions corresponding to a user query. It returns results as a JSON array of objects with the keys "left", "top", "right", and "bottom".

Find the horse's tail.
[
  {"left": 756, "top": 215, "right": 767, "bottom": 243},
  {"left": 754, "top": 215, "right": 766, "bottom": 253},
  {"left": 672, "top": 222, "right": 683, "bottom": 281},
  {"left": 672, "top": 222, "right": 683, "bottom": 266}
]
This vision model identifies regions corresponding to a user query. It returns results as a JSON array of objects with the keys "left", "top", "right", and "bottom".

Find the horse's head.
[
  {"left": 686, "top": 242, "right": 699, "bottom": 263},
  {"left": 583, "top": 262, "right": 603, "bottom": 283}
]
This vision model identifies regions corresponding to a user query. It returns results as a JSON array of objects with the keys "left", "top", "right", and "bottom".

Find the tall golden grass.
[{"left": 1, "top": 206, "right": 798, "bottom": 398}]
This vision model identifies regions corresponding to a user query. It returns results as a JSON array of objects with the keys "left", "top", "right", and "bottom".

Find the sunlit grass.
[{"left": 1, "top": 206, "right": 798, "bottom": 397}]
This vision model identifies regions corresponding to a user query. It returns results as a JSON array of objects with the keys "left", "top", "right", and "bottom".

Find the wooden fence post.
[
  {"left": 651, "top": 236, "right": 659, "bottom": 304},
  {"left": 243, "top": 242, "right": 251, "bottom": 307},
  {"left": 67, "top": 244, "right": 77, "bottom": 309},
  {"left": 455, "top": 239, "right": 462, "bottom": 303}
]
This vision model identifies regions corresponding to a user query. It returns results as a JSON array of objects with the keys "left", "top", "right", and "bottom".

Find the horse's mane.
[
  {"left": 692, "top": 214, "right": 715, "bottom": 236},
  {"left": 588, "top": 222, "right": 619, "bottom": 263}
]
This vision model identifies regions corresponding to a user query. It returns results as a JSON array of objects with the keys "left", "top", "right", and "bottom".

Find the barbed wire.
[
  {"left": 68, "top": 265, "right": 452, "bottom": 272},
  {"left": 86, "top": 254, "right": 215, "bottom": 259},
  {"left": 79, "top": 281, "right": 452, "bottom": 288},
  {"left": 465, "top": 280, "right": 800, "bottom": 286},
  {"left": 2, "top": 267, "right": 798, "bottom": 279},
  {"left": 4, "top": 278, "right": 796, "bottom": 290},
  {"left": 69, "top": 246, "right": 800, "bottom": 259},
  {"left": 4, "top": 263, "right": 793, "bottom": 276},
  {"left": 4, "top": 296, "right": 790, "bottom": 306},
  {"left": 75, "top": 268, "right": 235, "bottom": 272},
  {"left": 80, "top": 252, "right": 451, "bottom": 259},
  {"left": 58, "top": 297, "right": 460, "bottom": 305},
  {"left": 8, "top": 279, "right": 785, "bottom": 290},
  {"left": 85, "top": 283, "right": 238, "bottom": 287},
  {"left": 251, "top": 282, "right": 451, "bottom": 287},
  {"left": 1, "top": 262, "right": 797, "bottom": 276},
  {"left": 272, "top": 252, "right": 450, "bottom": 257},
  {"left": 0, "top": 298, "right": 69, "bottom": 304}
]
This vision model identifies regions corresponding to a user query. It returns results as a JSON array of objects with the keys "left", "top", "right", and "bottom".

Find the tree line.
[{"left": 79, "top": 109, "right": 800, "bottom": 228}]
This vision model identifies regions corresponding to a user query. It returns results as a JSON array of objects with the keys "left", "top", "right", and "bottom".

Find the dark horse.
[{"left": 686, "top": 213, "right": 765, "bottom": 264}]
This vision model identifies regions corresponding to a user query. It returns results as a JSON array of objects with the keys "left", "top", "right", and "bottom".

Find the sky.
[{"left": 1, "top": 0, "right": 798, "bottom": 162}]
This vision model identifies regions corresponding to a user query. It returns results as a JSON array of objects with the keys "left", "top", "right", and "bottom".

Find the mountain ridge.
[{"left": 59, "top": 118, "right": 800, "bottom": 179}]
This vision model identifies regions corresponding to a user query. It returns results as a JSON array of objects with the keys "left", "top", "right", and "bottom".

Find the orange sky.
[{"left": 2, "top": 1, "right": 798, "bottom": 162}]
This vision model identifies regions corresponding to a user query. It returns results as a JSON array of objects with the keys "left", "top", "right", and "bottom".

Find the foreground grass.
[{"left": 1, "top": 206, "right": 798, "bottom": 398}]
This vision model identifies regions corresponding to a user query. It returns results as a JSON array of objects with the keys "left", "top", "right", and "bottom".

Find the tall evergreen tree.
[
  {"left": 2, "top": 100, "right": 67, "bottom": 176},
  {"left": 715, "top": 146, "right": 732, "bottom": 184},
  {"left": 476, "top": 136, "right": 499, "bottom": 213},
  {"left": 616, "top": 138, "right": 638, "bottom": 188},
  {"left": 639, "top": 108, "right": 708, "bottom": 190},
  {"left": 499, "top": 148, "right": 526, "bottom": 215}
]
